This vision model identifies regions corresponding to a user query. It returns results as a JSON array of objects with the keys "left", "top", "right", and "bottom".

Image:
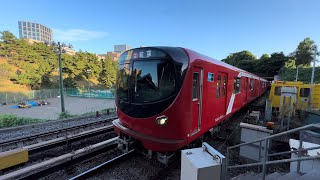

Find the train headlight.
[{"left": 156, "top": 115, "right": 168, "bottom": 126}]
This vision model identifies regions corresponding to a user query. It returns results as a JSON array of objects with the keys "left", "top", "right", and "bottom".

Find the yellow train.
[{"left": 269, "top": 81, "right": 320, "bottom": 110}]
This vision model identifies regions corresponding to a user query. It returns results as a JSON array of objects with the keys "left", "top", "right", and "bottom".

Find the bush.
[
  {"left": 59, "top": 111, "right": 74, "bottom": 119},
  {"left": 0, "top": 114, "right": 44, "bottom": 128}
]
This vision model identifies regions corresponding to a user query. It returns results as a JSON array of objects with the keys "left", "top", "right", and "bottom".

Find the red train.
[{"left": 113, "top": 47, "right": 268, "bottom": 162}]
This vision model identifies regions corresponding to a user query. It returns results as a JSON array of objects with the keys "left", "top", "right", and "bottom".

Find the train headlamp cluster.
[{"left": 156, "top": 116, "right": 168, "bottom": 126}]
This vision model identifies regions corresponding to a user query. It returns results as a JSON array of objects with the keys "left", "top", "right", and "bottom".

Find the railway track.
[
  {"left": 0, "top": 115, "right": 117, "bottom": 152},
  {"left": 0, "top": 116, "right": 118, "bottom": 175},
  {"left": 0, "top": 137, "right": 119, "bottom": 180},
  {"left": 69, "top": 150, "right": 136, "bottom": 180}
]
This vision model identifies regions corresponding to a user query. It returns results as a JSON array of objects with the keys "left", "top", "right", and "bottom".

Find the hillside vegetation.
[
  {"left": 0, "top": 31, "right": 117, "bottom": 91},
  {"left": 221, "top": 38, "right": 319, "bottom": 83}
]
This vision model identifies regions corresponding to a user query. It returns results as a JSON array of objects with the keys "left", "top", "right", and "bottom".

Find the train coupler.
[
  {"left": 156, "top": 152, "right": 175, "bottom": 165},
  {"left": 117, "top": 136, "right": 134, "bottom": 153}
]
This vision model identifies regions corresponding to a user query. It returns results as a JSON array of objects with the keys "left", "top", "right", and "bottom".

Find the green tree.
[
  {"left": 99, "top": 57, "right": 117, "bottom": 88},
  {"left": 294, "top": 38, "right": 317, "bottom": 66},
  {"left": 1, "top": 30, "right": 119, "bottom": 90},
  {"left": 0, "top": 31, "right": 17, "bottom": 57},
  {"left": 222, "top": 50, "right": 256, "bottom": 66},
  {"left": 260, "top": 54, "right": 270, "bottom": 61},
  {"left": 258, "top": 52, "right": 288, "bottom": 77}
]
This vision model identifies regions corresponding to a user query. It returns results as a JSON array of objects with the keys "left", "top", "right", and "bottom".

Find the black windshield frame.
[{"left": 116, "top": 47, "right": 189, "bottom": 118}]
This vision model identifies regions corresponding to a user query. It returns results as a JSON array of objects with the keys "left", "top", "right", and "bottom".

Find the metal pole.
[
  {"left": 297, "top": 131, "right": 303, "bottom": 173},
  {"left": 262, "top": 139, "right": 269, "bottom": 180},
  {"left": 309, "top": 48, "right": 317, "bottom": 109},
  {"left": 295, "top": 66, "right": 299, "bottom": 81},
  {"left": 58, "top": 42, "right": 65, "bottom": 113}
]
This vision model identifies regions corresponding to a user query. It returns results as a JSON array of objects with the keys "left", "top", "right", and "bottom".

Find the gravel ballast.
[{"left": 0, "top": 113, "right": 116, "bottom": 142}]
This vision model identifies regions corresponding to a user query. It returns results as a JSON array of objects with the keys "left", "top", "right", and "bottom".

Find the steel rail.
[
  {"left": 69, "top": 150, "right": 135, "bottom": 180},
  {"left": 0, "top": 137, "right": 118, "bottom": 180},
  {"left": 26, "top": 124, "right": 114, "bottom": 151},
  {"left": 0, "top": 116, "right": 117, "bottom": 151}
]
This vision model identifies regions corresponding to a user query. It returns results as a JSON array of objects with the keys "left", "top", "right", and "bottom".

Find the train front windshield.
[
  {"left": 117, "top": 50, "right": 176, "bottom": 103},
  {"left": 116, "top": 47, "right": 188, "bottom": 118},
  {"left": 132, "top": 60, "right": 175, "bottom": 103}
]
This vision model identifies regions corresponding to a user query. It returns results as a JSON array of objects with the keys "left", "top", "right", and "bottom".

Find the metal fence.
[{"left": 0, "top": 88, "right": 115, "bottom": 104}]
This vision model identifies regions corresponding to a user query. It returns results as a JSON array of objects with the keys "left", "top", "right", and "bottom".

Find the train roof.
[
  {"left": 126, "top": 46, "right": 267, "bottom": 82},
  {"left": 182, "top": 47, "right": 267, "bottom": 81}
]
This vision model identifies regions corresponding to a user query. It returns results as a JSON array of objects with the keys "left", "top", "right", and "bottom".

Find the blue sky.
[{"left": 0, "top": 0, "right": 319, "bottom": 60}]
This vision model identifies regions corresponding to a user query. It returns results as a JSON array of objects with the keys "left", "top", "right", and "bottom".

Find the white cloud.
[{"left": 53, "top": 28, "right": 108, "bottom": 42}]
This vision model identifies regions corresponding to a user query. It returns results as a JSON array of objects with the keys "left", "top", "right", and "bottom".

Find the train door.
[
  {"left": 216, "top": 72, "right": 227, "bottom": 116},
  {"left": 245, "top": 77, "right": 248, "bottom": 102},
  {"left": 191, "top": 67, "right": 203, "bottom": 135}
]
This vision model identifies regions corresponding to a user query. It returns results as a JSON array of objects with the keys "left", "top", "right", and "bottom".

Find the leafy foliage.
[
  {"left": 222, "top": 51, "right": 289, "bottom": 77},
  {"left": 59, "top": 111, "right": 74, "bottom": 119},
  {"left": 293, "top": 38, "right": 317, "bottom": 66},
  {"left": 0, "top": 114, "right": 44, "bottom": 128},
  {"left": 0, "top": 31, "right": 118, "bottom": 89},
  {"left": 279, "top": 66, "right": 320, "bottom": 83},
  {"left": 221, "top": 37, "right": 319, "bottom": 80},
  {"left": 221, "top": 50, "right": 256, "bottom": 66}
]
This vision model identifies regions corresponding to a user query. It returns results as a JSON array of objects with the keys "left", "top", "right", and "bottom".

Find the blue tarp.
[
  {"left": 29, "top": 101, "right": 37, "bottom": 106},
  {"left": 9, "top": 101, "right": 38, "bottom": 108}
]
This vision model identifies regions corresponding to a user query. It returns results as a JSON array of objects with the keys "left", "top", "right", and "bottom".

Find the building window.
[
  {"left": 250, "top": 79, "right": 254, "bottom": 91},
  {"left": 274, "top": 87, "right": 281, "bottom": 96},
  {"left": 23, "top": 27, "right": 26, "bottom": 31},
  {"left": 23, "top": 22, "right": 26, "bottom": 26},
  {"left": 300, "top": 88, "right": 310, "bottom": 98},
  {"left": 27, "top": 22, "right": 31, "bottom": 26},
  {"left": 216, "top": 75, "right": 221, "bottom": 98},
  {"left": 28, "top": 28, "right": 31, "bottom": 31},
  {"left": 36, "top": 29, "right": 39, "bottom": 32},
  {"left": 36, "top": 24, "right": 39, "bottom": 28},
  {"left": 234, "top": 77, "right": 241, "bottom": 94}
]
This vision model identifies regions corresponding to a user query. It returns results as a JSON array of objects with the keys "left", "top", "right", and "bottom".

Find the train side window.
[
  {"left": 233, "top": 77, "right": 241, "bottom": 94},
  {"left": 300, "top": 88, "right": 310, "bottom": 97},
  {"left": 192, "top": 73, "right": 199, "bottom": 100},
  {"left": 274, "top": 87, "right": 281, "bottom": 96},
  {"left": 222, "top": 76, "right": 226, "bottom": 96},
  {"left": 250, "top": 79, "right": 254, "bottom": 91},
  {"left": 216, "top": 75, "right": 221, "bottom": 98}
]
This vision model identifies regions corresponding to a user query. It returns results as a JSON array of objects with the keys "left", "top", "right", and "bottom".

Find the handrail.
[
  {"left": 228, "top": 155, "right": 320, "bottom": 169},
  {"left": 227, "top": 123, "right": 320, "bottom": 150},
  {"left": 225, "top": 123, "right": 320, "bottom": 180},
  {"left": 267, "top": 145, "right": 320, "bottom": 157}
]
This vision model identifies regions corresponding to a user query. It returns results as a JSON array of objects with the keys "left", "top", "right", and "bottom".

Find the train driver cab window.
[
  {"left": 216, "top": 75, "right": 221, "bottom": 98},
  {"left": 233, "top": 77, "right": 241, "bottom": 94},
  {"left": 274, "top": 87, "right": 281, "bottom": 96},
  {"left": 300, "top": 88, "right": 310, "bottom": 97},
  {"left": 192, "top": 73, "right": 199, "bottom": 100},
  {"left": 249, "top": 79, "right": 254, "bottom": 91}
]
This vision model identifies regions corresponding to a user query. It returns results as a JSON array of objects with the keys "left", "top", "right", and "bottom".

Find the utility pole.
[
  {"left": 309, "top": 48, "right": 317, "bottom": 109},
  {"left": 58, "top": 42, "right": 66, "bottom": 113},
  {"left": 295, "top": 66, "right": 299, "bottom": 81}
]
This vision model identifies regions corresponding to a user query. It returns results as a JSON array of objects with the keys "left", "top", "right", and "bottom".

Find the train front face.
[{"left": 113, "top": 47, "right": 189, "bottom": 152}]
